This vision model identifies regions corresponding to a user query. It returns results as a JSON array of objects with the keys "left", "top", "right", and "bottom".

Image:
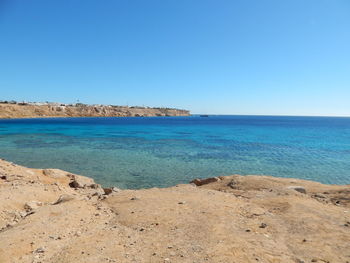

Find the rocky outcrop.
[
  {"left": 0, "top": 103, "right": 190, "bottom": 119},
  {"left": 0, "top": 159, "right": 349, "bottom": 263}
]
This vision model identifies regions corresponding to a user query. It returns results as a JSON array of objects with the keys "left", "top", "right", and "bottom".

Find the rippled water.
[{"left": 0, "top": 116, "right": 349, "bottom": 188}]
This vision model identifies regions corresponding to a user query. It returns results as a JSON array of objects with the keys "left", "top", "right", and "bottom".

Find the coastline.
[
  {"left": 0, "top": 103, "right": 190, "bottom": 119},
  {"left": 0, "top": 158, "right": 349, "bottom": 262}
]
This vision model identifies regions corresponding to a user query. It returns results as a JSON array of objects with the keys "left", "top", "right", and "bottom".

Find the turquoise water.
[{"left": 0, "top": 115, "right": 349, "bottom": 188}]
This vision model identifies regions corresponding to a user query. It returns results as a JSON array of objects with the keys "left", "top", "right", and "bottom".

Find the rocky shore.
[
  {"left": 0, "top": 159, "right": 349, "bottom": 263},
  {"left": 0, "top": 103, "right": 190, "bottom": 119}
]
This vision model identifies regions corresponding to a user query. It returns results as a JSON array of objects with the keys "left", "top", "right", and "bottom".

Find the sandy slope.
[
  {"left": 0, "top": 104, "right": 190, "bottom": 119},
  {"left": 0, "top": 159, "right": 349, "bottom": 263}
]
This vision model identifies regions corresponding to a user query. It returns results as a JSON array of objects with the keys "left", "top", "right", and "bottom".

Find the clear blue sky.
[{"left": 0, "top": 0, "right": 349, "bottom": 115}]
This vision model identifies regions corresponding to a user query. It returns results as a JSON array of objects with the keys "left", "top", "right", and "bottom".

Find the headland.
[{"left": 0, "top": 101, "right": 190, "bottom": 119}]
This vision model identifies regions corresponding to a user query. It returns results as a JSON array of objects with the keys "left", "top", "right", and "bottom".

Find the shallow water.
[{"left": 0, "top": 115, "right": 349, "bottom": 188}]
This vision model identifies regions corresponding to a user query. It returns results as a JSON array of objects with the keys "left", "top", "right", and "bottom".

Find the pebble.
[
  {"left": 259, "top": 223, "right": 267, "bottom": 228},
  {"left": 52, "top": 194, "right": 75, "bottom": 205},
  {"left": 34, "top": 247, "right": 45, "bottom": 253},
  {"left": 287, "top": 186, "right": 307, "bottom": 194},
  {"left": 190, "top": 177, "right": 220, "bottom": 186},
  {"left": 24, "top": 201, "right": 42, "bottom": 212}
]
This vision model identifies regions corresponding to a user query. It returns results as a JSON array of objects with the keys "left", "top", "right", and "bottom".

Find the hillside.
[{"left": 0, "top": 103, "right": 190, "bottom": 119}]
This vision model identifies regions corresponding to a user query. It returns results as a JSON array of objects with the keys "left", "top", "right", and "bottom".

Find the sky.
[{"left": 0, "top": 0, "right": 349, "bottom": 116}]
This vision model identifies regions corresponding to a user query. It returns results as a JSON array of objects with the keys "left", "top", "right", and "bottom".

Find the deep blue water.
[{"left": 0, "top": 115, "right": 349, "bottom": 188}]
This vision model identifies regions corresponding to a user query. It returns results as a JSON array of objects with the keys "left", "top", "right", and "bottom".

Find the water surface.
[{"left": 0, "top": 115, "right": 349, "bottom": 188}]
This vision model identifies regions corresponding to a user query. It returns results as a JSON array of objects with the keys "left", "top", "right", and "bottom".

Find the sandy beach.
[{"left": 0, "top": 158, "right": 349, "bottom": 263}]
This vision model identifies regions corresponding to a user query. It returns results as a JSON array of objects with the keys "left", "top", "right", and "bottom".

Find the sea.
[{"left": 0, "top": 115, "right": 349, "bottom": 189}]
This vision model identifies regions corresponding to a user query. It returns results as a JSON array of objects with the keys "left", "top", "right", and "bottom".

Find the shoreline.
[
  {"left": 0, "top": 114, "right": 191, "bottom": 121},
  {"left": 0, "top": 103, "right": 190, "bottom": 119},
  {"left": 0, "top": 158, "right": 349, "bottom": 262}
]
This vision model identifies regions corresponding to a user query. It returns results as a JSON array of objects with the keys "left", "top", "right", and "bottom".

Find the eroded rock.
[
  {"left": 24, "top": 201, "right": 42, "bottom": 212},
  {"left": 52, "top": 194, "right": 75, "bottom": 205},
  {"left": 287, "top": 186, "right": 307, "bottom": 194},
  {"left": 190, "top": 177, "right": 221, "bottom": 186},
  {"left": 68, "top": 174, "right": 95, "bottom": 189}
]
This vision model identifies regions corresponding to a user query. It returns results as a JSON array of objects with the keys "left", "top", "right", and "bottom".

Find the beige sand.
[{"left": 0, "top": 159, "right": 349, "bottom": 263}]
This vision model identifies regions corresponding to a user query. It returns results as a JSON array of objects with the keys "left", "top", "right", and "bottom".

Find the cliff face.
[
  {"left": 0, "top": 159, "right": 349, "bottom": 263},
  {"left": 0, "top": 103, "right": 190, "bottom": 119}
]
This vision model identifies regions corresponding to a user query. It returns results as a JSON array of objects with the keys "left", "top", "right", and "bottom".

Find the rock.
[
  {"left": 103, "top": 188, "right": 113, "bottom": 195},
  {"left": 69, "top": 180, "right": 81, "bottom": 188},
  {"left": 68, "top": 174, "right": 95, "bottom": 189},
  {"left": 190, "top": 177, "right": 221, "bottom": 186},
  {"left": 34, "top": 247, "right": 45, "bottom": 253},
  {"left": 112, "top": 187, "right": 121, "bottom": 193},
  {"left": 43, "top": 169, "right": 69, "bottom": 179},
  {"left": 19, "top": 211, "right": 28, "bottom": 218},
  {"left": 90, "top": 184, "right": 100, "bottom": 189},
  {"left": 287, "top": 186, "right": 307, "bottom": 194},
  {"left": 227, "top": 179, "right": 238, "bottom": 189},
  {"left": 313, "top": 194, "right": 326, "bottom": 199},
  {"left": 24, "top": 201, "right": 42, "bottom": 212},
  {"left": 52, "top": 194, "right": 75, "bottom": 205},
  {"left": 259, "top": 223, "right": 267, "bottom": 228},
  {"left": 0, "top": 175, "right": 7, "bottom": 180}
]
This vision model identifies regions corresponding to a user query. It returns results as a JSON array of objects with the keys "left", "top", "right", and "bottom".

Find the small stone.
[
  {"left": 259, "top": 223, "right": 267, "bottom": 228},
  {"left": 34, "top": 247, "right": 45, "bottom": 253},
  {"left": 287, "top": 186, "right": 307, "bottom": 194},
  {"left": 313, "top": 194, "right": 326, "bottom": 199},
  {"left": 178, "top": 201, "right": 186, "bottom": 205},
  {"left": 69, "top": 180, "right": 81, "bottom": 188},
  {"left": 103, "top": 188, "right": 113, "bottom": 195},
  {"left": 67, "top": 174, "right": 95, "bottom": 188},
  {"left": 90, "top": 184, "right": 100, "bottom": 189},
  {"left": 19, "top": 211, "right": 28, "bottom": 217},
  {"left": 227, "top": 180, "right": 238, "bottom": 189},
  {"left": 190, "top": 177, "right": 221, "bottom": 186},
  {"left": 24, "top": 201, "right": 42, "bottom": 212},
  {"left": 52, "top": 194, "right": 75, "bottom": 205}
]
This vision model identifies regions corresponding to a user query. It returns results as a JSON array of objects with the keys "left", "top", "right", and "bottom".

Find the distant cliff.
[{"left": 0, "top": 103, "right": 190, "bottom": 119}]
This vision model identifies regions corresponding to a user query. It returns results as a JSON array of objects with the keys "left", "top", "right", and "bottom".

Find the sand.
[{"left": 0, "top": 159, "right": 349, "bottom": 263}]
